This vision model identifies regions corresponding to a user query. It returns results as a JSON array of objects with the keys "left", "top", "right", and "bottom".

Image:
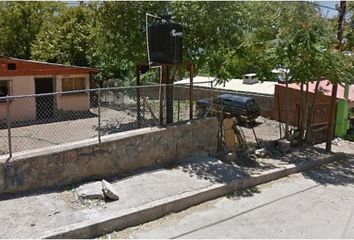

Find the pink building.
[{"left": 0, "top": 57, "right": 96, "bottom": 123}]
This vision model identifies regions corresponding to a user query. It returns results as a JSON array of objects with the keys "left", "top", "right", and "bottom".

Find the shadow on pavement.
[
  {"left": 265, "top": 143, "right": 331, "bottom": 164},
  {"left": 178, "top": 144, "right": 354, "bottom": 199},
  {"left": 226, "top": 187, "right": 261, "bottom": 200},
  {"left": 179, "top": 157, "right": 251, "bottom": 184},
  {"left": 301, "top": 154, "right": 354, "bottom": 186}
]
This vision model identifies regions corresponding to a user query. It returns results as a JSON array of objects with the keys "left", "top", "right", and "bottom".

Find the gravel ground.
[
  {"left": 0, "top": 107, "right": 155, "bottom": 155},
  {"left": 240, "top": 116, "right": 283, "bottom": 143},
  {"left": 0, "top": 102, "right": 191, "bottom": 156}
]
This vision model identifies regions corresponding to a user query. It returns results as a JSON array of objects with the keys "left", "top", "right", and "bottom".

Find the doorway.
[{"left": 35, "top": 78, "right": 54, "bottom": 120}]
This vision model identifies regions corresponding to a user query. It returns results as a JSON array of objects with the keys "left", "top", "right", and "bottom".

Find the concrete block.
[
  {"left": 102, "top": 180, "right": 119, "bottom": 201},
  {"left": 76, "top": 181, "right": 104, "bottom": 200}
]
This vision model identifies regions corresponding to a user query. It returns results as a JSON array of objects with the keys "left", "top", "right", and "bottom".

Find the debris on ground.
[
  {"left": 76, "top": 181, "right": 104, "bottom": 200},
  {"left": 254, "top": 147, "right": 268, "bottom": 157},
  {"left": 75, "top": 179, "right": 120, "bottom": 203},
  {"left": 275, "top": 138, "right": 291, "bottom": 153},
  {"left": 225, "top": 152, "right": 237, "bottom": 162},
  {"left": 102, "top": 180, "right": 120, "bottom": 201},
  {"left": 332, "top": 137, "right": 352, "bottom": 146}
]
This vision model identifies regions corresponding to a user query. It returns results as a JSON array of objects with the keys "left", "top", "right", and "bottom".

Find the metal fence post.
[
  {"left": 164, "top": 84, "right": 167, "bottom": 125},
  {"left": 6, "top": 96, "right": 12, "bottom": 158},
  {"left": 189, "top": 63, "right": 194, "bottom": 120},
  {"left": 159, "top": 84, "right": 165, "bottom": 126},
  {"left": 98, "top": 89, "right": 102, "bottom": 143},
  {"left": 177, "top": 99, "right": 180, "bottom": 122}
]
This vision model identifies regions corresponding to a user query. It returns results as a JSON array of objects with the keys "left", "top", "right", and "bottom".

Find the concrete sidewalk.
[{"left": 0, "top": 149, "right": 346, "bottom": 239}]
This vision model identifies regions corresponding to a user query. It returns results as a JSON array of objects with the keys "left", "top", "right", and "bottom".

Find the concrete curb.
[{"left": 41, "top": 152, "right": 346, "bottom": 239}]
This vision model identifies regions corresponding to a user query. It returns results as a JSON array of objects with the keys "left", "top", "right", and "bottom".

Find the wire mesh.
[
  {"left": 98, "top": 85, "right": 160, "bottom": 135},
  {"left": 0, "top": 91, "right": 99, "bottom": 155},
  {"left": 0, "top": 85, "right": 163, "bottom": 156},
  {"left": 168, "top": 85, "right": 191, "bottom": 123},
  {"left": 0, "top": 101, "right": 9, "bottom": 156}
]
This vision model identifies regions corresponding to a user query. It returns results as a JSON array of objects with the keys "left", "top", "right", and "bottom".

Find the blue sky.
[{"left": 315, "top": 1, "right": 339, "bottom": 18}]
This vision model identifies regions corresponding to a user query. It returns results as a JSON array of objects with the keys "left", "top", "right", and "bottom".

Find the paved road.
[{"left": 108, "top": 158, "right": 354, "bottom": 239}]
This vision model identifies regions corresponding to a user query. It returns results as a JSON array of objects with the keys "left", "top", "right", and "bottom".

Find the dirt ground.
[
  {"left": 240, "top": 116, "right": 282, "bottom": 143},
  {"left": 0, "top": 107, "right": 149, "bottom": 156}
]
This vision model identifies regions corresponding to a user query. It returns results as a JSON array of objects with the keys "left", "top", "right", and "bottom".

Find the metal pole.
[
  {"left": 159, "top": 66, "right": 164, "bottom": 126},
  {"left": 164, "top": 83, "right": 167, "bottom": 126},
  {"left": 136, "top": 65, "right": 141, "bottom": 127},
  {"left": 98, "top": 89, "right": 102, "bottom": 143},
  {"left": 252, "top": 127, "right": 260, "bottom": 149},
  {"left": 6, "top": 96, "right": 12, "bottom": 157},
  {"left": 189, "top": 63, "right": 194, "bottom": 120},
  {"left": 165, "top": 65, "right": 173, "bottom": 124},
  {"left": 177, "top": 99, "right": 180, "bottom": 122}
]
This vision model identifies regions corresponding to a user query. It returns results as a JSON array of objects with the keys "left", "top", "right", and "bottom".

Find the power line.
[{"left": 311, "top": 2, "right": 338, "bottom": 11}]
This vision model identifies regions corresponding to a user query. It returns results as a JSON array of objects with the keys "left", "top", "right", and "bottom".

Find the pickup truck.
[{"left": 196, "top": 94, "right": 261, "bottom": 123}]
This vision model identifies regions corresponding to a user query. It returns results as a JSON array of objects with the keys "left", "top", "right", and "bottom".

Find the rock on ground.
[
  {"left": 102, "top": 180, "right": 120, "bottom": 200},
  {"left": 276, "top": 138, "right": 291, "bottom": 153},
  {"left": 254, "top": 148, "right": 268, "bottom": 157},
  {"left": 76, "top": 181, "right": 104, "bottom": 200}
]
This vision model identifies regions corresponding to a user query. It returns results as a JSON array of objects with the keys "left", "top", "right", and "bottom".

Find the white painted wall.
[{"left": 0, "top": 74, "right": 90, "bottom": 122}]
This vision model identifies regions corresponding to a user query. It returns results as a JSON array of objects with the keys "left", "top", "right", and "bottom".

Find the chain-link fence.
[
  {"left": 0, "top": 84, "right": 195, "bottom": 157},
  {"left": 0, "top": 82, "right": 286, "bottom": 157}
]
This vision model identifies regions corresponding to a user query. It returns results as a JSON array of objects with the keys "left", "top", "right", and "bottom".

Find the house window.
[
  {"left": 62, "top": 78, "right": 85, "bottom": 92},
  {"left": 7, "top": 63, "right": 16, "bottom": 70},
  {"left": 0, "top": 80, "right": 10, "bottom": 97}
]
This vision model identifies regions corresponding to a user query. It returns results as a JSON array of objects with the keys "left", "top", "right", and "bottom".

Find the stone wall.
[
  {"left": 174, "top": 86, "right": 274, "bottom": 118},
  {"left": 0, "top": 118, "right": 218, "bottom": 195}
]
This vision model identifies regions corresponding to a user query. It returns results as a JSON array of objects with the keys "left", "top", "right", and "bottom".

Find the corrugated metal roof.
[
  {"left": 0, "top": 57, "right": 97, "bottom": 77},
  {"left": 175, "top": 76, "right": 276, "bottom": 96},
  {"left": 0, "top": 56, "right": 97, "bottom": 72},
  {"left": 285, "top": 80, "right": 354, "bottom": 102}
]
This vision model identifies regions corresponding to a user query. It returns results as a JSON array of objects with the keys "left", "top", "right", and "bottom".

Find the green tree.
[
  {"left": 271, "top": 2, "right": 353, "bottom": 143},
  {"left": 0, "top": 1, "right": 63, "bottom": 59},
  {"left": 31, "top": 3, "right": 94, "bottom": 66},
  {"left": 91, "top": 1, "right": 169, "bottom": 84},
  {"left": 172, "top": 1, "right": 284, "bottom": 82}
]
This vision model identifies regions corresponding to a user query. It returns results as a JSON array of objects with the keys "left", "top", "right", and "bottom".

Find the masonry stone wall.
[{"left": 0, "top": 118, "right": 218, "bottom": 195}]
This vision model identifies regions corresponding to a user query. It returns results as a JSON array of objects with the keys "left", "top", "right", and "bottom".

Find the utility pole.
[{"left": 326, "top": 1, "right": 346, "bottom": 152}]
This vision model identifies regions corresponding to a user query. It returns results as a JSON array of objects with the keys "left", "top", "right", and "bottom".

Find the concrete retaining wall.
[{"left": 0, "top": 118, "right": 218, "bottom": 195}]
